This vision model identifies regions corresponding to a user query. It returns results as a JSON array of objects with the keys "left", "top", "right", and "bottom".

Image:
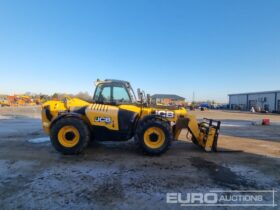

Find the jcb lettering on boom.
[{"left": 156, "top": 110, "right": 174, "bottom": 118}]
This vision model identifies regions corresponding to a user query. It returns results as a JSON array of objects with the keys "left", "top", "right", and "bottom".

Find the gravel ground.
[{"left": 0, "top": 107, "right": 279, "bottom": 210}]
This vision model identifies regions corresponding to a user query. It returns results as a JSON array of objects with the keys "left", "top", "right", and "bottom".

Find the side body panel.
[
  {"left": 86, "top": 104, "right": 119, "bottom": 130},
  {"left": 85, "top": 104, "right": 139, "bottom": 141}
]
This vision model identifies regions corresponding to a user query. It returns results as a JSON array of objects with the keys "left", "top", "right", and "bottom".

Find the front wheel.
[
  {"left": 50, "top": 117, "right": 90, "bottom": 155},
  {"left": 135, "top": 118, "right": 172, "bottom": 155}
]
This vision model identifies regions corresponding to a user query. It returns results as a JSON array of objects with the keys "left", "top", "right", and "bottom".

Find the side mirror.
[
  {"left": 142, "top": 91, "right": 146, "bottom": 99},
  {"left": 137, "top": 88, "right": 142, "bottom": 102}
]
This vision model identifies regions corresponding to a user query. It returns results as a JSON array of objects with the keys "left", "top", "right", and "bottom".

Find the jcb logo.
[
  {"left": 95, "top": 117, "right": 112, "bottom": 124},
  {"left": 156, "top": 110, "right": 174, "bottom": 118}
]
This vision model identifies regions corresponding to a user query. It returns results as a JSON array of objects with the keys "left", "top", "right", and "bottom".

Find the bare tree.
[{"left": 74, "top": 92, "right": 92, "bottom": 101}]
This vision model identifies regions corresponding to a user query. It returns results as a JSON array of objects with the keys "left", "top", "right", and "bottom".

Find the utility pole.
[{"left": 192, "top": 91, "right": 195, "bottom": 103}]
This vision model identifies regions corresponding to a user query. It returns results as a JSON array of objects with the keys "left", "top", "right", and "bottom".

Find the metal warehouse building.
[{"left": 229, "top": 91, "right": 280, "bottom": 112}]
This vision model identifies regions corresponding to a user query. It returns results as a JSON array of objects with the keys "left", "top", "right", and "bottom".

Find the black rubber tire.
[
  {"left": 50, "top": 117, "right": 90, "bottom": 155},
  {"left": 134, "top": 118, "right": 172, "bottom": 155},
  {"left": 191, "top": 136, "right": 199, "bottom": 145}
]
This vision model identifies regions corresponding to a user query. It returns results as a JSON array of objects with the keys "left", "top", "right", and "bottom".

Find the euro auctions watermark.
[{"left": 166, "top": 190, "right": 277, "bottom": 207}]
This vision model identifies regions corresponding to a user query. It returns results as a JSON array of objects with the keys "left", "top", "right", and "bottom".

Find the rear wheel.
[
  {"left": 135, "top": 118, "right": 172, "bottom": 155},
  {"left": 50, "top": 117, "right": 90, "bottom": 155}
]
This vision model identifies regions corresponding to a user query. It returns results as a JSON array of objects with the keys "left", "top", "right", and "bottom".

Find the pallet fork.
[{"left": 174, "top": 116, "right": 221, "bottom": 152}]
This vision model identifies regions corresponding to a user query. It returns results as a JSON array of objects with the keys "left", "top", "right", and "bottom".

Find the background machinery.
[{"left": 41, "top": 79, "right": 221, "bottom": 155}]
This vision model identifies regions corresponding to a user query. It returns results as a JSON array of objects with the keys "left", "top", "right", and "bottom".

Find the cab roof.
[{"left": 95, "top": 79, "right": 131, "bottom": 86}]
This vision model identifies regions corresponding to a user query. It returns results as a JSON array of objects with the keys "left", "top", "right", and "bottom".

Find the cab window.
[
  {"left": 93, "top": 86, "right": 102, "bottom": 101},
  {"left": 113, "top": 86, "right": 130, "bottom": 103},
  {"left": 99, "top": 86, "right": 111, "bottom": 102}
]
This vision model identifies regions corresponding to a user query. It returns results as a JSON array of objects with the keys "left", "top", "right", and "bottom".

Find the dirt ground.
[{"left": 0, "top": 106, "right": 279, "bottom": 210}]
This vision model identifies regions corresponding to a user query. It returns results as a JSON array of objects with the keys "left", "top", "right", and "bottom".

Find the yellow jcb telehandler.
[{"left": 41, "top": 79, "right": 221, "bottom": 155}]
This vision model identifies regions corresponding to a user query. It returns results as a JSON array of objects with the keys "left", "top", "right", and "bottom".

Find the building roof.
[
  {"left": 228, "top": 90, "right": 280, "bottom": 96},
  {"left": 151, "top": 94, "right": 185, "bottom": 100}
]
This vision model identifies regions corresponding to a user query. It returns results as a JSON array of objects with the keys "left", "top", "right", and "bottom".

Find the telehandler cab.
[{"left": 41, "top": 79, "right": 221, "bottom": 155}]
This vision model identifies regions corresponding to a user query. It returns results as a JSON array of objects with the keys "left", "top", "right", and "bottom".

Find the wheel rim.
[
  {"left": 143, "top": 127, "right": 165, "bottom": 149},
  {"left": 58, "top": 125, "right": 80, "bottom": 148}
]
